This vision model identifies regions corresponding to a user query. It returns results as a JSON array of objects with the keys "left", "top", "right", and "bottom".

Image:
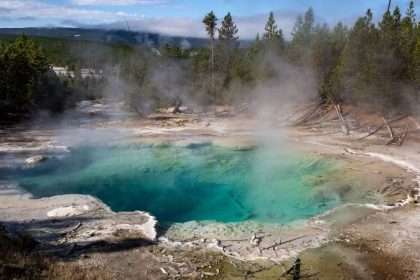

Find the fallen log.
[
  {"left": 398, "top": 125, "right": 409, "bottom": 146},
  {"left": 409, "top": 117, "right": 420, "bottom": 129},
  {"left": 281, "top": 102, "right": 321, "bottom": 124},
  {"left": 357, "top": 115, "right": 409, "bottom": 140},
  {"left": 293, "top": 103, "right": 324, "bottom": 126},
  {"left": 386, "top": 125, "right": 409, "bottom": 146},
  {"left": 291, "top": 101, "right": 321, "bottom": 116},
  {"left": 300, "top": 105, "right": 336, "bottom": 127},
  {"left": 358, "top": 124, "right": 386, "bottom": 140},
  {"left": 262, "top": 241, "right": 283, "bottom": 251},
  {"left": 262, "top": 235, "right": 307, "bottom": 251}
]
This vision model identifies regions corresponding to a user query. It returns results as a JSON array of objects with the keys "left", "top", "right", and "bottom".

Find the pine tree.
[
  {"left": 251, "top": 33, "right": 263, "bottom": 55},
  {"left": 262, "top": 12, "right": 285, "bottom": 51},
  {"left": 414, "top": 38, "right": 420, "bottom": 84},
  {"left": 303, "top": 7, "right": 315, "bottom": 36},
  {"left": 0, "top": 36, "right": 49, "bottom": 115},
  {"left": 263, "top": 12, "right": 279, "bottom": 40},
  {"left": 216, "top": 12, "right": 239, "bottom": 95},
  {"left": 379, "top": 7, "right": 400, "bottom": 47},
  {"left": 292, "top": 7, "right": 315, "bottom": 44},
  {"left": 376, "top": 6, "right": 405, "bottom": 104},
  {"left": 278, "top": 29, "right": 285, "bottom": 50},
  {"left": 203, "top": 11, "right": 218, "bottom": 96},
  {"left": 401, "top": 1, "right": 417, "bottom": 80},
  {"left": 317, "top": 22, "right": 348, "bottom": 101},
  {"left": 289, "top": 8, "right": 316, "bottom": 63},
  {"left": 203, "top": 11, "right": 218, "bottom": 41},
  {"left": 401, "top": 1, "right": 416, "bottom": 37},
  {"left": 292, "top": 15, "right": 304, "bottom": 39},
  {"left": 218, "top": 12, "right": 239, "bottom": 42},
  {"left": 338, "top": 9, "right": 380, "bottom": 104}
]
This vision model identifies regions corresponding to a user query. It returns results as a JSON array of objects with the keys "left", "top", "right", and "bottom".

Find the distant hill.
[{"left": 0, "top": 27, "right": 209, "bottom": 48}]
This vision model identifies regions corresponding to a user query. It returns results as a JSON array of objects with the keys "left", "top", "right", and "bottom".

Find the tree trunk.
[{"left": 210, "top": 38, "right": 215, "bottom": 100}]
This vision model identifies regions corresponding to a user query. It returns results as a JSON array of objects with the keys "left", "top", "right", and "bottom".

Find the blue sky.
[{"left": 0, "top": 0, "right": 419, "bottom": 38}]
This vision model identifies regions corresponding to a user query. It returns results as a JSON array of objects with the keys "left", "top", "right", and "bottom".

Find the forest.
[{"left": 1, "top": 1, "right": 419, "bottom": 121}]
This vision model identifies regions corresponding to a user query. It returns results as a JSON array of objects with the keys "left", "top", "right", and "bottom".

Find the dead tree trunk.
[
  {"left": 283, "top": 258, "right": 301, "bottom": 280},
  {"left": 173, "top": 98, "right": 182, "bottom": 114},
  {"left": 334, "top": 104, "right": 349, "bottom": 135},
  {"left": 383, "top": 117, "right": 395, "bottom": 139}
]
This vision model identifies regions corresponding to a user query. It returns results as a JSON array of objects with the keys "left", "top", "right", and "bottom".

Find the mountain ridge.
[{"left": 0, "top": 27, "right": 210, "bottom": 48}]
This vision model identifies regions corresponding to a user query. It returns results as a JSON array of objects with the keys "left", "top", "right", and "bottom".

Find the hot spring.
[{"left": 4, "top": 143, "right": 345, "bottom": 225}]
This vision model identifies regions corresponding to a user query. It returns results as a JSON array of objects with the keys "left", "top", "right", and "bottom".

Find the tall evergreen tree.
[
  {"left": 249, "top": 33, "right": 263, "bottom": 58},
  {"left": 292, "top": 7, "right": 315, "bottom": 45},
  {"left": 401, "top": 1, "right": 417, "bottom": 80},
  {"left": 303, "top": 7, "right": 315, "bottom": 36},
  {"left": 217, "top": 12, "right": 240, "bottom": 95},
  {"left": 414, "top": 37, "right": 420, "bottom": 85},
  {"left": 338, "top": 9, "right": 380, "bottom": 104},
  {"left": 263, "top": 12, "right": 279, "bottom": 40},
  {"left": 406, "top": 1, "right": 416, "bottom": 24},
  {"left": 317, "top": 22, "right": 348, "bottom": 101},
  {"left": 218, "top": 12, "right": 239, "bottom": 42},
  {"left": 203, "top": 11, "right": 218, "bottom": 95},
  {"left": 375, "top": 6, "right": 405, "bottom": 105},
  {"left": 288, "top": 8, "right": 316, "bottom": 64},
  {"left": 203, "top": 11, "right": 218, "bottom": 42},
  {"left": 262, "top": 12, "right": 285, "bottom": 51}
]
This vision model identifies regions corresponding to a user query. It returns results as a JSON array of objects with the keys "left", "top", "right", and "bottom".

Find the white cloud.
[
  {"left": 0, "top": 1, "right": 297, "bottom": 39},
  {"left": 0, "top": 0, "right": 138, "bottom": 24},
  {"left": 71, "top": 0, "right": 168, "bottom": 6}
]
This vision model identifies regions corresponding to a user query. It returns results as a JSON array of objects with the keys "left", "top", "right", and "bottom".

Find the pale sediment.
[
  {"left": 161, "top": 218, "right": 331, "bottom": 262},
  {"left": 0, "top": 183, "right": 158, "bottom": 251},
  {"left": 0, "top": 114, "right": 419, "bottom": 265},
  {"left": 344, "top": 148, "right": 420, "bottom": 208}
]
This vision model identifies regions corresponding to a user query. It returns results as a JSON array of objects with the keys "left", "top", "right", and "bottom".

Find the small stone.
[{"left": 25, "top": 155, "right": 47, "bottom": 165}]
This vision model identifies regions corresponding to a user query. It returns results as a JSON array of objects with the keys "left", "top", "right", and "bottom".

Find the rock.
[
  {"left": 78, "top": 100, "right": 93, "bottom": 107},
  {"left": 47, "top": 205, "right": 90, "bottom": 218},
  {"left": 25, "top": 155, "right": 47, "bottom": 165},
  {"left": 250, "top": 233, "right": 262, "bottom": 246},
  {"left": 178, "top": 106, "right": 191, "bottom": 113}
]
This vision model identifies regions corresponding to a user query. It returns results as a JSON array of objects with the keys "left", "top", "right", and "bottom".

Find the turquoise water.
[{"left": 3, "top": 144, "right": 341, "bottom": 224}]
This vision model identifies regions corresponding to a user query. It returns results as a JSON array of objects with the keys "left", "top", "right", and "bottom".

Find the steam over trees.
[
  {"left": 1, "top": 1, "right": 420, "bottom": 121},
  {"left": 197, "top": 3, "right": 419, "bottom": 111}
]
